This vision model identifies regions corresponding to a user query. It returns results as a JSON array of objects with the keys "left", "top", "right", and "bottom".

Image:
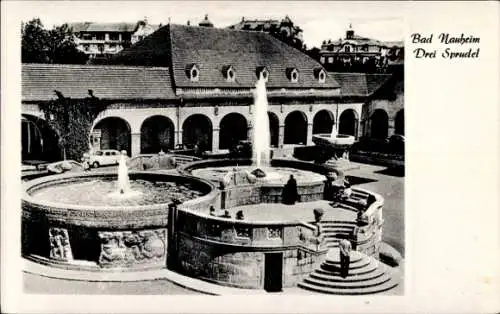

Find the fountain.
[
  {"left": 22, "top": 152, "right": 217, "bottom": 270},
  {"left": 108, "top": 151, "right": 142, "bottom": 199},
  {"left": 252, "top": 75, "right": 271, "bottom": 168},
  {"left": 175, "top": 79, "right": 391, "bottom": 292}
]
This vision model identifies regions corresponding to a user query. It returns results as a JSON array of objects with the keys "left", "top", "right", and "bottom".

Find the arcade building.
[{"left": 21, "top": 21, "right": 404, "bottom": 162}]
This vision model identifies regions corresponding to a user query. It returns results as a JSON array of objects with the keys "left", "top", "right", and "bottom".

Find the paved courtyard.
[{"left": 23, "top": 161, "right": 404, "bottom": 294}]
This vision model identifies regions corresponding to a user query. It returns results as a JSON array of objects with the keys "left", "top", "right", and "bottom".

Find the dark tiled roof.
[
  {"left": 383, "top": 41, "right": 404, "bottom": 48},
  {"left": 109, "top": 24, "right": 338, "bottom": 89},
  {"left": 330, "top": 73, "right": 392, "bottom": 97},
  {"left": 69, "top": 22, "right": 137, "bottom": 33},
  {"left": 22, "top": 64, "right": 176, "bottom": 101}
]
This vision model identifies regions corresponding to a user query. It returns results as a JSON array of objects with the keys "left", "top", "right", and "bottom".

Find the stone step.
[
  {"left": 322, "top": 232, "right": 352, "bottom": 238},
  {"left": 319, "top": 260, "right": 379, "bottom": 276},
  {"left": 297, "top": 278, "right": 399, "bottom": 295},
  {"left": 325, "top": 249, "right": 365, "bottom": 262},
  {"left": 309, "top": 267, "right": 386, "bottom": 283},
  {"left": 303, "top": 273, "right": 392, "bottom": 290},
  {"left": 323, "top": 258, "right": 372, "bottom": 270},
  {"left": 320, "top": 222, "right": 357, "bottom": 227},
  {"left": 320, "top": 226, "right": 355, "bottom": 232}
]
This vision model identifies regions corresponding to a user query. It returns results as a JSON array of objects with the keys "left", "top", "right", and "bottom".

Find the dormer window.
[
  {"left": 286, "top": 67, "right": 299, "bottom": 83},
  {"left": 186, "top": 63, "right": 199, "bottom": 82},
  {"left": 313, "top": 68, "right": 327, "bottom": 83},
  {"left": 222, "top": 65, "right": 236, "bottom": 82},
  {"left": 256, "top": 66, "right": 269, "bottom": 82}
]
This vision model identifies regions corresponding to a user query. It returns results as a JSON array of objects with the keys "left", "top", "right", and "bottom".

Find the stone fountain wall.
[
  {"left": 171, "top": 209, "right": 328, "bottom": 289},
  {"left": 179, "top": 158, "right": 343, "bottom": 208},
  {"left": 21, "top": 172, "right": 218, "bottom": 271}
]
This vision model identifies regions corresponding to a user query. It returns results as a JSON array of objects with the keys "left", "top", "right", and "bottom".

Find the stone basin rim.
[{"left": 22, "top": 171, "right": 218, "bottom": 211}]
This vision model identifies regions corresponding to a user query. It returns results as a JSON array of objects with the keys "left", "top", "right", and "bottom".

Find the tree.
[
  {"left": 39, "top": 90, "right": 108, "bottom": 161},
  {"left": 22, "top": 18, "right": 88, "bottom": 64},
  {"left": 22, "top": 18, "right": 50, "bottom": 63}
]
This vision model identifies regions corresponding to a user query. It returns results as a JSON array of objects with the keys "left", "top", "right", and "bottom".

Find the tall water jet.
[
  {"left": 252, "top": 75, "right": 271, "bottom": 168},
  {"left": 330, "top": 124, "right": 338, "bottom": 139},
  {"left": 117, "top": 150, "right": 131, "bottom": 194}
]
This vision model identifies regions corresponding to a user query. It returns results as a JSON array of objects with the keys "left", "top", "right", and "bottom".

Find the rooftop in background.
[
  {"left": 322, "top": 24, "right": 404, "bottom": 50},
  {"left": 227, "top": 15, "right": 302, "bottom": 32},
  {"left": 68, "top": 20, "right": 161, "bottom": 34}
]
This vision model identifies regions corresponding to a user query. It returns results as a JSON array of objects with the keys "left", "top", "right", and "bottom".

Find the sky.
[{"left": 16, "top": 1, "right": 405, "bottom": 48}]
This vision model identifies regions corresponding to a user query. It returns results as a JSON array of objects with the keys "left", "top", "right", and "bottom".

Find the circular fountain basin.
[
  {"left": 30, "top": 176, "right": 205, "bottom": 207},
  {"left": 192, "top": 166, "right": 325, "bottom": 186},
  {"left": 312, "top": 133, "right": 355, "bottom": 148},
  {"left": 22, "top": 171, "right": 217, "bottom": 271},
  {"left": 179, "top": 158, "right": 343, "bottom": 204}
]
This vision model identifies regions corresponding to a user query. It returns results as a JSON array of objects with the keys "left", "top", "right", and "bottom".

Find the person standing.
[
  {"left": 282, "top": 174, "right": 299, "bottom": 205},
  {"left": 339, "top": 239, "right": 352, "bottom": 278}
]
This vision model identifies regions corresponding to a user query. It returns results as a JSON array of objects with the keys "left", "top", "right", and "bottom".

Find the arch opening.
[
  {"left": 268, "top": 112, "right": 279, "bottom": 148},
  {"left": 339, "top": 109, "right": 359, "bottom": 137},
  {"left": 284, "top": 111, "right": 307, "bottom": 145},
  {"left": 140, "top": 115, "right": 175, "bottom": 154},
  {"left": 92, "top": 117, "right": 131, "bottom": 155},
  {"left": 370, "top": 109, "right": 389, "bottom": 140},
  {"left": 312, "top": 109, "right": 334, "bottom": 135},
  {"left": 219, "top": 113, "right": 248, "bottom": 150},
  {"left": 22, "top": 114, "right": 61, "bottom": 162},
  {"left": 395, "top": 109, "right": 404, "bottom": 136},
  {"left": 182, "top": 114, "right": 213, "bottom": 151}
]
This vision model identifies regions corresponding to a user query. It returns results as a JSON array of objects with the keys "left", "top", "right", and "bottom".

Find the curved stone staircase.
[
  {"left": 320, "top": 221, "right": 357, "bottom": 248},
  {"left": 298, "top": 249, "right": 399, "bottom": 295}
]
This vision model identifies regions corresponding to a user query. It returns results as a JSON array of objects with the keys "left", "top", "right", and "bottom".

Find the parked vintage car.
[{"left": 83, "top": 149, "right": 123, "bottom": 168}]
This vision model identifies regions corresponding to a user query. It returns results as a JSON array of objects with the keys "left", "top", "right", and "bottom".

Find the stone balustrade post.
[
  {"left": 131, "top": 133, "right": 141, "bottom": 157},
  {"left": 212, "top": 128, "right": 220, "bottom": 152}
]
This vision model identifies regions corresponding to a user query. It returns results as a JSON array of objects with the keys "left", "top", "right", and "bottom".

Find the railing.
[{"left": 175, "top": 207, "right": 327, "bottom": 253}]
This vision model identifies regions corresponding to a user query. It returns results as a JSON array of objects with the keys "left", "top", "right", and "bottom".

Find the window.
[
  {"left": 256, "top": 66, "right": 269, "bottom": 82},
  {"left": 344, "top": 45, "right": 351, "bottom": 53},
  {"left": 320, "top": 56, "right": 325, "bottom": 64},
  {"left": 95, "top": 151, "right": 103, "bottom": 156},
  {"left": 362, "top": 44, "right": 369, "bottom": 51},
  {"left": 222, "top": 65, "right": 236, "bottom": 82},
  {"left": 186, "top": 64, "right": 200, "bottom": 81},
  {"left": 105, "top": 152, "right": 112, "bottom": 156},
  {"left": 82, "top": 34, "right": 92, "bottom": 40},
  {"left": 328, "top": 57, "right": 333, "bottom": 64},
  {"left": 286, "top": 67, "right": 299, "bottom": 83},
  {"left": 95, "top": 33, "right": 105, "bottom": 41},
  {"left": 319, "top": 72, "right": 325, "bottom": 82},
  {"left": 313, "top": 68, "right": 327, "bottom": 83},
  {"left": 122, "top": 33, "right": 131, "bottom": 41},
  {"left": 109, "top": 33, "right": 119, "bottom": 41}
]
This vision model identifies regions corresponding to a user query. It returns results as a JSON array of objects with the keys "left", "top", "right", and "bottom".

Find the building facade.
[
  {"left": 227, "top": 16, "right": 304, "bottom": 50},
  {"left": 21, "top": 23, "right": 403, "bottom": 161},
  {"left": 319, "top": 25, "right": 404, "bottom": 73},
  {"left": 69, "top": 18, "right": 160, "bottom": 60}
]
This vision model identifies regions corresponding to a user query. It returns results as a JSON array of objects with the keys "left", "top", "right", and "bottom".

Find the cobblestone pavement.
[{"left": 23, "top": 161, "right": 404, "bottom": 294}]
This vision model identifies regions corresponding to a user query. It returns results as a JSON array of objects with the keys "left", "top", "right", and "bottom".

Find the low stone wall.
[
  {"left": 170, "top": 208, "right": 328, "bottom": 289},
  {"left": 350, "top": 188, "right": 384, "bottom": 258},
  {"left": 21, "top": 171, "right": 217, "bottom": 270},
  {"left": 179, "top": 158, "right": 343, "bottom": 208}
]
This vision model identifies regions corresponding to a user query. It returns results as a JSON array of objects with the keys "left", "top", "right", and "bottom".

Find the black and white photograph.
[
  {"left": 19, "top": 1, "right": 405, "bottom": 296},
  {"left": 2, "top": 1, "right": 499, "bottom": 313}
]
